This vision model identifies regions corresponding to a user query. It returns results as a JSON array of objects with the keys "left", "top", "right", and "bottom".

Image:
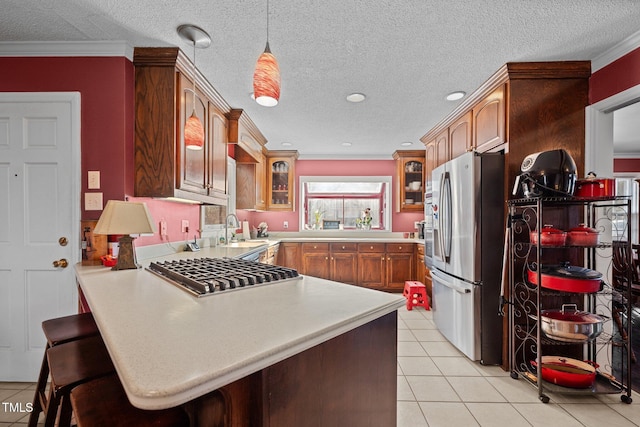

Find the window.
[{"left": 300, "top": 176, "right": 391, "bottom": 230}]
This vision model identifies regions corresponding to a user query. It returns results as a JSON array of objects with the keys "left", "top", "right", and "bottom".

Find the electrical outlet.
[
  {"left": 160, "top": 220, "right": 167, "bottom": 238},
  {"left": 283, "top": 220, "right": 288, "bottom": 229},
  {"left": 414, "top": 221, "right": 420, "bottom": 230},
  {"left": 181, "top": 219, "right": 189, "bottom": 233}
]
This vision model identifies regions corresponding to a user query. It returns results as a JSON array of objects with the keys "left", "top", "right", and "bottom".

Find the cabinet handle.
[
  {"left": 370, "top": 246, "right": 374, "bottom": 249},
  {"left": 313, "top": 245, "right": 317, "bottom": 249},
  {"left": 381, "top": 256, "right": 385, "bottom": 261},
  {"left": 399, "top": 246, "right": 402, "bottom": 250},
  {"left": 326, "top": 257, "right": 329, "bottom": 260}
]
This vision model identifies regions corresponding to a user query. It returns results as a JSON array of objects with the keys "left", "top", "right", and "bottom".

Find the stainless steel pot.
[{"left": 539, "top": 304, "right": 604, "bottom": 343}]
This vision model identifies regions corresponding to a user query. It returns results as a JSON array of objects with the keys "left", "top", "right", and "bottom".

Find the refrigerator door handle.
[
  {"left": 431, "top": 269, "right": 471, "bottom": 294},
  {"left": 441, "top": 171, "right": 452, "bottom": 263}
]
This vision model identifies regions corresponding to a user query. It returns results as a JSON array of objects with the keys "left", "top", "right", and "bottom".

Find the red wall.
[
  {"left": 614, "top": 158, "right": 640, "bottom": 173},
  {"left": 244, "top": 159, "right": 424, "bottom": 232},
  {"left": 1, "top": 56, "right": 134, "bottom": 220},
  {"left": 590, "top": 46, "right": 640, "bottom": 104}
]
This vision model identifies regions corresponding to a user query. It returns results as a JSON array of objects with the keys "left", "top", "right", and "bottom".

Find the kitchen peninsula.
[{"left": 75, "top": 243, "right": 405, "bottom": 426}]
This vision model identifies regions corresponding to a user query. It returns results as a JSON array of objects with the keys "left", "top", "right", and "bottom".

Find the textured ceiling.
[{"left": 2, "top": 0, "right": 640, "bottom": 158}]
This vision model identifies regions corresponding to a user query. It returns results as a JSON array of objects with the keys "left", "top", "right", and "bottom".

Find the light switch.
[
  {"left": 88, "top": 171, "right": 100, "bottom": 189},
  {"left": 85, "top": 192, "right": 103, "bottom": 211}
]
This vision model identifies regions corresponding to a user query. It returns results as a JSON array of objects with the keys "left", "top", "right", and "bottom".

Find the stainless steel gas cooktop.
[{"left": 147, "top": 257, "right": 301, "bottom": 297}]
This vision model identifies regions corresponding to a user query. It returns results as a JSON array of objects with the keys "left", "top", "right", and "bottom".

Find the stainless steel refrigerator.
[{"left": 429, "top": 151, "right": 504, "bottom": 365}]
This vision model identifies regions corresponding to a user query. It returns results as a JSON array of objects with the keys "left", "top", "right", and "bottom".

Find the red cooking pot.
[
  {"left": 531, "top": 356, "right": 598, "bottom": 388},
  {"left": 527, "top": 262, "right": 602, "bottom": 293},
  {"left": 530, "top": 224, "right": 567, "bottom": 247},
  {"left": 575, "top": 172, "right": 615, "bottom": 198},
  {"left": 566, "top": 224, "right": 599, "bottom": 246}
]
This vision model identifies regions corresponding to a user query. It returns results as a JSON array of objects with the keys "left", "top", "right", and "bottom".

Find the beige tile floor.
[
  {"left": 397, "top": 306, "right": 640, "bottom": 427},
  {"left": 1, "top": 307, "right": 639, "bottom": 426}
]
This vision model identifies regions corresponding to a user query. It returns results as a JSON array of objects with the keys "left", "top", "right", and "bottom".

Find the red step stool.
[{"left": 403, "top": 281, "right": 430, "bottom": 311}]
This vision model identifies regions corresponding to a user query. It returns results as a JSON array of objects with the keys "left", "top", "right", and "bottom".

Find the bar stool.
[
  {"left": 29, "top": 313, "right": 99, "bottom": 427},
  {"left": 403, "top": 281, "right": 430, "bottom": 311},
  {"left": 42, "top": 334, "right": 116, "bottom": 427},
  {"left": 71, "top": 374, "right": 191, "bottom": 427}
]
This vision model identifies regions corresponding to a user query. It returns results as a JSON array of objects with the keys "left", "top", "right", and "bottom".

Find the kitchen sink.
[{"left": 221, "top": 240, "right": 270, "bottom": 248}]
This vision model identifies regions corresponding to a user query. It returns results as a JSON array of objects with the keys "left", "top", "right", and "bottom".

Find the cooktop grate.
[{"left": 147, "top": 257, "right": 301, "bottom": 297}]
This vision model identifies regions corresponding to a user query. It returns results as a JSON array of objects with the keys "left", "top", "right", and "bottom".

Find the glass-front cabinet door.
[
  {"left": 267, "top": 151, "right": 298, "bottom": 211},
  {"left": 393, "top": 150, "right": 426, "bottom": 212}
]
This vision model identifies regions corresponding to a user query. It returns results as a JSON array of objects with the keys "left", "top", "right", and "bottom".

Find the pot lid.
[
  {"left": 538, "top": 224, "right": 564, "bottom": 234},
  {"left": 568, "top": 223, "right": 598, "bottom": 234},
  {"left": 536, "top": 262, "right": 602, "bottom": 280}
]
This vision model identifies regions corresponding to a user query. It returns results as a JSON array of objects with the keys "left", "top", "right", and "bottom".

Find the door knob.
[
  {"left": 53, "top": 259, "right": 68, "bottom": 268},
  {"left": 58, "top": 237, "right": 68, "bottom": 246}
]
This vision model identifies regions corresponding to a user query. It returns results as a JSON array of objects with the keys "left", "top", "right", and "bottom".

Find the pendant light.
[
  {"left": 253, "top": 0, "right": 281, "bottom": 107},
  {"left": 177, "top": 24, "right": 211, "bottom": 150}
]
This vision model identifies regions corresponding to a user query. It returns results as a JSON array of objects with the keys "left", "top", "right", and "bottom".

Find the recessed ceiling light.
[
  {"left": 446, "top": 91, "right": 466, "bottom": 101},
  {"left": 346, "top": 93, "right": 366, "bottom": 103},
  {"left": 341, "top": 142, "right": 352, "bottom": 147},
  {"left": 400, "top": 142, "right": 413, "bottom": 146},
  {"left": 281, "top": 142, "right": 292, "bottom": 146}
]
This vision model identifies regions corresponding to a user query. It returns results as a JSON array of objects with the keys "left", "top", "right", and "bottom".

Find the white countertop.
[{"left": 76, "top": 246, "right": 405, "bottom": 410}]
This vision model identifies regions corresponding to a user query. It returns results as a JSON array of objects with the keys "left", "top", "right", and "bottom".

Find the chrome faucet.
[{"left": 225, "top": 213, "right": 240, "bottom": 244}]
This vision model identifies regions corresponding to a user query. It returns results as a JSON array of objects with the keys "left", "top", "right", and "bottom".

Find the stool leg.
[
  {"left": 43, "top": 386, "right": 60, "bottom": 427},
  {"left": 28, "top": 344, "right": 51, "bottom": 427},
  {"left": 58, "top": 394, "right": 74, "bottom": 427}
]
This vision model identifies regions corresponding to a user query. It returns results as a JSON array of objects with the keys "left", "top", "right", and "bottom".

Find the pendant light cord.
[
  {"left": 266, "top": 0, "right": 270, "bottom": 43},
  {"left": 192, "top": 40, "right": 197, "bottom": 113}
]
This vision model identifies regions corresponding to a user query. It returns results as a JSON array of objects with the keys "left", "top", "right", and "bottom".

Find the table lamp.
[{"left": 93, "top": 200, "right": 157, "bottom": 270}]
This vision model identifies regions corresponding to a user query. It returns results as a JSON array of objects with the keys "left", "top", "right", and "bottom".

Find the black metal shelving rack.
[{"left": 506, "top": 196, "right": 633, "bottom": 404}]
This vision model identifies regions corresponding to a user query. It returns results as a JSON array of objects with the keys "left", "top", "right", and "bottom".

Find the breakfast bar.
[{"left": 75, "top": 245, "right": 405, "bottom": 426}]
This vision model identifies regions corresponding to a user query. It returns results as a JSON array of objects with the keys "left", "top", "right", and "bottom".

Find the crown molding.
[
  {"left": 592, "top": 29, "right": 640, "bottom": 72},
  {"left": 0, "top": 41, "right": 134, "bottom": 61}
]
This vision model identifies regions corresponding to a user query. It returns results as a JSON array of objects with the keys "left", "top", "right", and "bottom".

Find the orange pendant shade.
[
  {"left": 184, "top": 111, "right": 204, "bottom": 150},
  {"left": 253, "top": 43, "right": 280, "bottom": 107}
]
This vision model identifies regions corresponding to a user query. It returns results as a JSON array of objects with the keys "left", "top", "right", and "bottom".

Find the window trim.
[{"left": 299, "top": 176, "right": 392, "bottom": 231}]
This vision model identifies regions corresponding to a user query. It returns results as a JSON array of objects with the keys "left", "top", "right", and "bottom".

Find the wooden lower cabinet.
[
  {"left": 278, "top": 241, "right": 417, "bottom": 291},
  {"left": 385, "top": 243, "right": 415, "bottom": 291},
  {"left": 357, "top": 243, "right": 386, "bottom": 289},
  {"left": 330, "top": 243, "right": 358, "bottom": 285},
  {"left": 277, "top": 242, "right": 300, "bottom": 269},
  {"left": 187, "top": 313, "right": 397, "bottom": 426}
]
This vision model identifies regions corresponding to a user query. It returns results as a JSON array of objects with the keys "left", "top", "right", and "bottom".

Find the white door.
[{"left": 0, "top": 92, "right": 80, "bottom": 381}]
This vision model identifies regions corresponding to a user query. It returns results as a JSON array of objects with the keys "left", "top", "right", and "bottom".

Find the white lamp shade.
[{"left": 93, "top": 200, "right": 157, "bottom": 235}]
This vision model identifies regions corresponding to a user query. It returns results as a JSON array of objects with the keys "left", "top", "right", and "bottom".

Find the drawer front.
[
  {"left": 330, "top": 242, "right": 357, "bottom": 252},
  {"left": 301, "top": 242, "right": 329, "bottom": 252},
  {"left": 386, "top": 243, "right": 415, "bottom": 253},
  {"left": 357, "top": 243, "right": 385, "bottom": 253}
]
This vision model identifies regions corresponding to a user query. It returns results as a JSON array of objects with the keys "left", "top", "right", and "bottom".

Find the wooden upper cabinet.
[
  {"left": 133, "top": 47, "right": 229, "bottom": 205},
  {"left": 393, "top": 150, "right": 425, "bottom": 212},
  {"left": 227, "top": 109, "right": 268, "bottom": 210},
  {"left": 472, "top": 84, "right": 505, "bottom": 152},
  {"left": 449, "top": 111, "right": 472, "bottom": 159},
  {"left": 424, "top": 141, "right": 436, "bottom": 190},
  {"left": 178, "top": 72, "right": 208, "bottom": 196},
  {"left": 208, "top": 105, "right": 228, "bottom": 199},
  {"left": 267, "top": 151, "right": 298, "bottom": 211},
  {"left": 434, "top": 129, "right": 449, "bottom": 167}
]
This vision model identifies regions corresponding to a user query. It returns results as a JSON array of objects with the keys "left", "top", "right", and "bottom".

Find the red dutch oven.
[
  {"left": 575, "top": 172, "right": 615, "bottom": 198},
  {"left": 527, "top": 262, "right": 602, "bottom": 293},
  {"left": 530, "top": 224, "right": 567, "bottom": 247},
  {"left": 531, "top": 356, "right": 598, "bottom": 388},
  {"left": 566, "top": 224, "right": 599, "bottom": 246}
]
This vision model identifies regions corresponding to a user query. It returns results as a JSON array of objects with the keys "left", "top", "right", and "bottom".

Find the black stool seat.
[
  {"left": 71, "top": 374, "right": 190, "bottom": 427},
  {"left": 29, "top": 313, "right": 100, "bottom": 427}
]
